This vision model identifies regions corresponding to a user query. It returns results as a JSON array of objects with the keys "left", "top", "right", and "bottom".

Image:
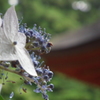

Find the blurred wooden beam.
[{"left": 43, "top": 20, "right": 100, "bottom": 86}]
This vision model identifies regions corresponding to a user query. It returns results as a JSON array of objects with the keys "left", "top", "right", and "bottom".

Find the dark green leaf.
[{"left": 0, "top": 95, "right": 4, "bottom": 100}]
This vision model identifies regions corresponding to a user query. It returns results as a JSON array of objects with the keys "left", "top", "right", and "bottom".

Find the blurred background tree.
[
  {"left": 0, "top": 0, "right": 100, "bottom": 100},
  {"left": 16, "top": 0, "right": 100, "bottom": 34},
  {"left": 0, "top": 0, "right": 100, "bottom": 34}
]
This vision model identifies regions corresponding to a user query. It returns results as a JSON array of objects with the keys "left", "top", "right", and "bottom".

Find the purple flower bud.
[
  {"left": 48, "top": 84, "right": 54, "bottom": 89},
  {"left": 9, "top": 92, "right": 14, "bottom": 99},
  {"left": 48, "top": 71, "right": 53, "bottom": 78}
]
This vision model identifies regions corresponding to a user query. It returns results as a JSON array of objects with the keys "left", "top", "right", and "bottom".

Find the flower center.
[{"left": 13, "top": 41, "right": 17, "bottom": 45}]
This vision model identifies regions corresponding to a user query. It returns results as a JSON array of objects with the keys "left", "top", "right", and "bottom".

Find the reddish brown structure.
[{"left": 43, "top": 20, "right": 100, "bottom": 86}]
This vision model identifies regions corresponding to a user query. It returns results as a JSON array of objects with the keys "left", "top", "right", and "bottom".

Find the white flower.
[{"left": 0, "top": 6, "right": 37, "bottom": 76}]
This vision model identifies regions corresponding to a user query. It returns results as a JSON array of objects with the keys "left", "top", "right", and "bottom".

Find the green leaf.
[{"left": 0, "top": 95, "right": 4, "bottom": 100}]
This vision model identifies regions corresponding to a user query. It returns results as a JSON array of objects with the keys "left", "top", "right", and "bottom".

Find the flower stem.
[
  {"left": 0, "top": 65, "right": 35, "bottom": 83},
  {"left": 0, "top": 65, "right": 19, "bottom": 74}
]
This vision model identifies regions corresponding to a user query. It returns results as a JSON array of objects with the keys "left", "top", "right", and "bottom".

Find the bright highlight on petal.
[
  {"left": 8, "top": 0, "right": 19, "bottom": 6},
  {"left": 0, "top": 16, "right": 2, "bottom": 27},
  {"left": 0, "top": 6, "right": 37, "bottom": 76}
]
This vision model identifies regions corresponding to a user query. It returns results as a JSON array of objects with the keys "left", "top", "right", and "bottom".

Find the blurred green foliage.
[
  {"left": 0, "top": 95, "right": 4, "bottom": 100},
  {"left": 0, "top": 0, "right": 100, "bottom": 34},
  {"left": 0, "top": 0, "right": 100, "bottom": 100},
  {"left": 17, "top": 0, "right": 100, "bottom": 34}
]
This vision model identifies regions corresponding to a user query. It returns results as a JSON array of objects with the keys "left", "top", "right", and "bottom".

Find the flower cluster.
[
  {"left": 0, "top": 7, "right": 54, "bottom": 100},
  {"left": 19, "top": 24, "right": 54, "bottom": 100},
  {"left": 19, "top": 23, "right": 52, "bottom": 54}
]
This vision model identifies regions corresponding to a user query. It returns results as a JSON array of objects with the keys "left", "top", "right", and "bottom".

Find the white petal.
[
  {"left": 0, "top": 43, "right": 17, "bottom": 61},
  {"left": 3, "top": 6, "right": 18, "bottom": 42},
  {"left": 0, "top": 27, "right": 10, "bottom": 44},
  {"left": 15, "top": 46, "right": 37, "bottom": 76},
  {"left": 0, "top": 27, "right": 17, "bottom": 61},
  {"left": 14, "top": 32, "right": 26, "bottom": 48}
]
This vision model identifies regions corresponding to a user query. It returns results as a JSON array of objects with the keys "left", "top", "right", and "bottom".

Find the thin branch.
[
  {"left": 0, "top": 65, "right": 19, "bottom": 74},
  {"left": 0, "top": 65, "right": 45, "bottom": 95},
  {"left": 0, "top": 65, "right": 35, "bottom": 83}
]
